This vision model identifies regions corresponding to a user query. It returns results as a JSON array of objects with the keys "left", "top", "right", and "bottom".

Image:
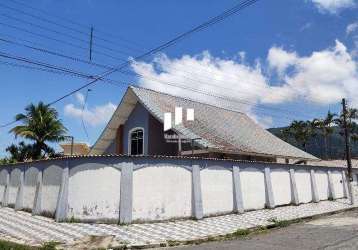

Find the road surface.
[{"left": 160, "top": 209, "right": 358, "bottom": 250}]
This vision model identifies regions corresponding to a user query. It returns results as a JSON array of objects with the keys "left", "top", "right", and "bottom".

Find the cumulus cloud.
[
  {"left": 309, "top": 0, "right": 355, "bottom": 13},
  {"left": 131, "top": 40, "right": 358, "bottom": 123},
  {"left": 347, "top": 22, "right": 358, "bottom": 35},
  {"left": 266, "top": 40, "right": 358, "bottom": 106},
  {"left": 267, "top": 47, "right": 298, "bottom": 75},
  {"left": 132, "top": 51, "right": 270, "bottom": 116},
  {"left": 64, "top": 93, "right": 116, "bottom": 126}
]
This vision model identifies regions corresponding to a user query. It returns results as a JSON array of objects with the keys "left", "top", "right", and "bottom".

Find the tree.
[
  {"left": 313, "top": 111, "right": 336, "bottom": 159},
  {"left": 10, "top": 102, "right": 67, "bottom": 159},
  {"left": 5, "top": 142, "right": 34, "bottom": 162},
  {"left": 335, "top": 108, "right": 358, "bottom": 157},
  {"left": 287, "top": 120, "right": 313, "bottom": 151}
]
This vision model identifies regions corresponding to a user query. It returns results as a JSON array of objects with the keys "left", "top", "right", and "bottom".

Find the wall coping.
[{"left": 0, "top": 154, "right": 351, "bottom": 170}]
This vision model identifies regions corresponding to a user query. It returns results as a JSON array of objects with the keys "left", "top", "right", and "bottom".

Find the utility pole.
[{"left": 342, "top": 98, "right": 354, "bottom": 204}]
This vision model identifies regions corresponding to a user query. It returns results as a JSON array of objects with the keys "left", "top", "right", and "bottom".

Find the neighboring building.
[
  {"left": 60, "top": 143, "right": 90, "bottom": 156},
  {"left": 90, "top": 86, "right": 318, "bottom": 162}
]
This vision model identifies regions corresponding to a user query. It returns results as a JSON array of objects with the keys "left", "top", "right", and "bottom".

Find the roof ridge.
[{"left": 129, "top": 85, "right": 246, "bottom": 115}]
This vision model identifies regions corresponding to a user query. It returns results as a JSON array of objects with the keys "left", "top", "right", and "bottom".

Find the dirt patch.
[{"left": 58, "top": 235, "right": 126, "bottom": 249}]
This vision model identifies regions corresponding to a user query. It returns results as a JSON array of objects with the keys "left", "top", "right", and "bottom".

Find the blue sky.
[{"left": 0, "top": 0, "right": 358, "bottom": 156}]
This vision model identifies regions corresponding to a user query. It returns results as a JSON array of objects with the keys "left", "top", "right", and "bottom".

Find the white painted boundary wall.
[{"left": 0, "top": 156, "right": 353, "bottom": 223}]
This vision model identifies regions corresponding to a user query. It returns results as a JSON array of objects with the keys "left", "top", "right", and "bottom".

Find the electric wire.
[{"left": 1, "top": 0, "right": 262, "bottom": 128}]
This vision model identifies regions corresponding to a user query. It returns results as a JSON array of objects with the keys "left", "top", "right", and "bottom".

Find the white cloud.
[
  {"left": 347, "top": 22, "right": 358, "bottom": 35},
  {"left": 300, "top": 22, "right": 312, "bottom": 31},
  {"left": 131, "top": 51, "right": 270, "bottom": 116},
  {"left": 309, "top": 0, "right": 355, "bottom": 13},
  {"left": 265, "top": 40, "right": 358, "bottom": 106},
  {"left": 64, "top": 96, "right": 116, "bottom": 126},
  {"left": 267, "top": 47, "right": 298, "bottom": 75},
  {"left": 75, "top": 92, "right": 85, "bottom": 106},
  {"left": 131, "top": 40, "right": 358, "bottom": 123}
]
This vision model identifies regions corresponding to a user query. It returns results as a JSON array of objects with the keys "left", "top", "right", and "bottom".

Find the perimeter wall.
[{"left": 0, "top": 156, "right": 353, "bottom": 223}]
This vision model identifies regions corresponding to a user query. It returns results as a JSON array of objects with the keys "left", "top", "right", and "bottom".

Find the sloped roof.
[{"left": 90, "top": 86, "right": 318, "bottom": 160}]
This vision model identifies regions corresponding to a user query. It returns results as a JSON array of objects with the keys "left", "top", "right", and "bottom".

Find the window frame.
[{"left": 128, "top": 127, "right": 145, "bottom": 156}]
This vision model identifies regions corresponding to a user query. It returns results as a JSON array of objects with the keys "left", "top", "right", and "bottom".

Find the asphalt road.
[{"left": 160, "top": 209, "right": 358, "bottom": 250}]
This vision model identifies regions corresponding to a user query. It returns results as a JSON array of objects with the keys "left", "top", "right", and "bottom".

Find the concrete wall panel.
[
  {"left": 42, "top": 164, "right": 62, "bottom": 214},
  {"left": 9, "top": 168, "right": 22, "bottom": 206},
  {"left": 201, "top": 166, "right": 233, "bottom": 216},
  {"left": 132, "top": 165, "right": 192, "bottom": 221},
  {"left": 332, "top": 171, "right": 344, "bottom": 198},
  {"left": 296, "top": 170, "right": 312, "bottom": 203},
  {"left": 240, "top": 168, "right": 265, "bottom": 210},
  {"left": 316, "top": 171, "right": 329, "bottom": 201},
  {"left": 23, "top": 167, "right": 39, "bottom": 209},
  {"left": 0, "top": 169, "right": 8, "bottom": 203},
  {"left": 68, "top": 163, "right": 121, "bottom": 221},
  {"left": 271, "top": 169, "right": 291, "bottom": 206}
]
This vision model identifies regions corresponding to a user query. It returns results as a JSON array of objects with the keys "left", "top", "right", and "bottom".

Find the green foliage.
[
  {"left": 273, "top": 108, "right": 358, "bottom": 159},
  {"left": 8, "top": 102, "right": 67, "bottom": 161},
  {"left": 40, "top": 241, "right": 59, "bottom": 250},
  {"left": 0, "top": 239, "right": 58, "bottom": 250},
  {"left": 5, "top": 141, "right": 34, "bottom": 163},
  {"left": 232, "top": 228, "right": 250, "bottom": 236}
]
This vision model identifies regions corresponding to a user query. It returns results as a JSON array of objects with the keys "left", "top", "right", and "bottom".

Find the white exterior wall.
[
  {"left": 9, "top": 168, "right": 21, "bottom": 205},
  {"left": 0, "top": 158, "right": 350, "bottom": 223},
  {"left": 271, "top": 169, "right": 291, "bottom": 206},
  {"left": 332, "top": 171, "right": 344, "bottom": 198},
  {"left": 42, "top": 165, "right": 62, "bottom": 214},
  {"left": 295, "top": 170, "right": 312, "bottom": 203},
  {"left": 316, "top": 171, "right": 329, "bottom": 201},
  {"left": 23, "top": 167, "right": 39, "bottom": 209},
  {"left": 0, "top": 169, "right": 8, "bottom": 203},
  {"left": 68, "top": 164, "right": 121, "bottom": 221},
  {"left": 132, "top": 166, "right": 192, "bottom": 221},
  {"left": 201, "top": 167, "right": 234, "bottom": 216},
  {"left": 240, "top": 168, "right": 265, "bottom": 210}
]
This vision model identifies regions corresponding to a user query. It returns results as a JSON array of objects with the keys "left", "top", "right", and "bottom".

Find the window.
[{"left": 129, "top": 128, "right": 144, "bottom": 155}]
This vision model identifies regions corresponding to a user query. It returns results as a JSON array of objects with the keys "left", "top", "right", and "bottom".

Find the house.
[
  {"left": 90, "top": 86, "right": 318, "bottom": 163},
  {"left": 60, "top": 143, "right": 90, "bottom": 156}
]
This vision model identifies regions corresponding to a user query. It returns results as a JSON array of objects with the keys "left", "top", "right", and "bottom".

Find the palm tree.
[
  {"left": 336, "top": 108, "right": 358, "bottom": 158},
  {"left": 10, "top": 102, "right": 67, "bottom": 159},
  {"left": 288, "top": 120, "right": 313, "bottom": 152},
  {"left": 313, "top": 111, "right": 336, "bottom": 159}
]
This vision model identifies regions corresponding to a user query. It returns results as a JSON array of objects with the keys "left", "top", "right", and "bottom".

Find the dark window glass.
[{"left": 130, "top": 129, "right": 144, "bottom": 155}]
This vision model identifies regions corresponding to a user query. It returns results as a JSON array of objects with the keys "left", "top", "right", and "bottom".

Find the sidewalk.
[{"left": 0, "top": 199, "right": 357, "bottom": 249}]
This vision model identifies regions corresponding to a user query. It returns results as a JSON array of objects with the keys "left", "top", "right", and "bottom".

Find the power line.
[
  {"left": 0, "top": 13, "right": 134, "bottom": 58},
  {"left": 0, "top": 21, "right": 127, "bottom": 62},
  {"left": 0, "top": 33, "right": 315, "bottom": 112},
  {"left": 0, "top": 34, "right": 305, "bottom": 109},
  {"left": 0, "top": 0, "right": 295, "bottom": 103},
  {"left": 0, "top": 49, "right": 316, "bottom": 122},
  {"left": 6, "top": 0, "right": 147, "bottom": 51},
  {"left": 0, "top": 57, "right": 312, "bottom": 124},
  {"left": 48, "top": 0, "right": 261, "bottom": 104},
  {"left": 0, "top": 0, "right": 261, "bottom": 128},
  {"left": 0, "top": 36, "right": 115, "bottom": 70}
]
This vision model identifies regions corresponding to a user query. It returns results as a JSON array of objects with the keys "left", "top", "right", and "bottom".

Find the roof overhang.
[{"left": 90, "top": 88, "right": 138, "bottom": 155}]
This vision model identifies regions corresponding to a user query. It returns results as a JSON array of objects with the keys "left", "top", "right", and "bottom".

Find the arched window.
[{"left": 129, "top": 128, "right": 144, "bottom": 155}]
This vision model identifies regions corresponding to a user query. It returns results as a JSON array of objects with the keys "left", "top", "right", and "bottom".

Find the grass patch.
[
  {"left": 39, "top": 211, "right": 55, "bottom": 219},
  {"left": 232, "top": 228, "right": 250, "bottom": 237},
  {"left": 0, "top": 240, "right": 59, "bottom": 250},
  {"left": 21, "top": 208, "right": 33, "bottom": 213},
  {"left": 267, "top": 217, "right": 303, "bottom": 229},
  {"left": 66, "top": 216, "right": 81, "bottom": 223}
]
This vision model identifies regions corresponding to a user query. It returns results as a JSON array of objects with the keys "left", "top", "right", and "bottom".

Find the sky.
[{"left": 0, "top": 0, "right": 358, "bottom": 157}]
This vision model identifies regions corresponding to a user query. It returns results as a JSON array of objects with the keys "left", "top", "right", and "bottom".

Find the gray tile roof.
[{"left": 131, "top": 86, "right": 318, "bottom": 160}]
